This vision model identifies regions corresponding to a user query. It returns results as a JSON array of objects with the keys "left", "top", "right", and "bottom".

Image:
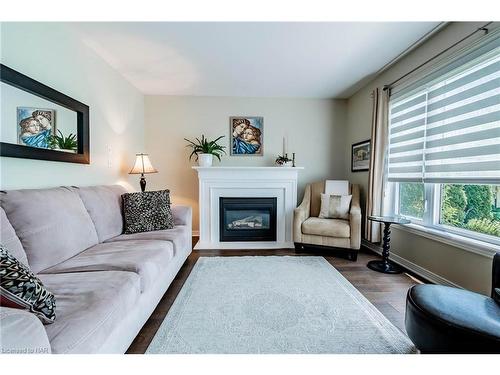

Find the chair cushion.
[
  {"left": 406, "top": 285, "right": 500, "bottom": 353},
  {"left": 122, "top": 190, "right": 174, "bottom": 234},
  {"left": 0, "top": 245, "right": 56, "bottom": 323},
  {"left": 74, "top": 185, "right": 127, "bottom": 242},
  {"left": 0, "top": 206, "right": 28, "bottom": 267},
  {"left": 39, "top": 271, "right": 141, "bottom": 354},
  {"left": 42, "top": 240, "right": 173, "bottom": 292},
  {"left": 0, "top": 187, "right": 99, "bottom": 274},
  {"left": 106, "top": 225, "right": 190, "bottom": 257},
  {"left": 302, "top": 217, "right": 350, "bottom": 238}
]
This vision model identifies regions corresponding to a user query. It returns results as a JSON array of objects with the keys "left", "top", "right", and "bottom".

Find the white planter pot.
[{"left": 198, "top": 153, "right": 213, "bottom": 167}]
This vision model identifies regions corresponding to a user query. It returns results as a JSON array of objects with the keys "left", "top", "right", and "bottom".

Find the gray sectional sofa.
[{"left": 0, "top": 185, "right": 192, "bottom": 354}]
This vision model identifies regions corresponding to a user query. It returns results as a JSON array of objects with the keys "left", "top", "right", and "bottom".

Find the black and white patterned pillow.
[
  {"left": 122, "top": 190, "right": 174, "bottom": 234},
  {"left": 0, "top": 244, "right": 56, "bottom": 323}
]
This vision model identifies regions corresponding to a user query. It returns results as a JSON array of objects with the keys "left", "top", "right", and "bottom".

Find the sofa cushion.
[
  {"left": 39, "top": 271, "right": 140, "bottom": 354},
  {"left": 0, "top": 245, "right": 56, "bottom": 323},
  {"left": 302, "top": 217, "right": 350, "bottom": 238},
  {"left": 74, "top": 185, "right": 127, "bottom": 242},
  {"left": 0, "top": 206, "right": 28, "bottom": 267},
  {"left": 0, "top": 306, "right": 52, "bottom": 354},
  {"left": 122, "top": 190, "right": 174, "bottom": 234},
  {"left": 106, "top": 225, "right": 190, "bottom": 256},
  {"left": 0, "top": 187, "right": 99, "bottom": 274},
  {"left": 42, "top": 240, "right": 173, "bottom": 292}
]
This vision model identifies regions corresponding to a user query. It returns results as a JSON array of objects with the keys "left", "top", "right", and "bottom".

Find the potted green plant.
[
  {"left": 47, "top": 130, "right": 78, "bottom": 152},
  {"left": 184, "top": 135, "right": 226, "bottom": 167}
]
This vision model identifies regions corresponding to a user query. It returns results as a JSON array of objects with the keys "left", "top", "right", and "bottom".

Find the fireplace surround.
[{"left": 193, "top": 166, "right": 303, "bottom": 249}]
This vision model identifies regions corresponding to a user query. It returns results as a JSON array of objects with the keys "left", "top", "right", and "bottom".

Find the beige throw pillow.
[{"left": 318, "top": 194, "right": 352, "bottom": 220}]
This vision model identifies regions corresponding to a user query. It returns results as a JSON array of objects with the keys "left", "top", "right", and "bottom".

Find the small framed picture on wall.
[{"left": 351, "top": 139, "right": 371, "bottom": 172}]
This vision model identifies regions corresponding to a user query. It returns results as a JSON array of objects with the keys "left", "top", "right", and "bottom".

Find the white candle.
[{"left": 282, "top": 136, "right": 286, "bottom": 155}]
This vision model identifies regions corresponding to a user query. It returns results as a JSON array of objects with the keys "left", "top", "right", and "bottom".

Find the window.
[
  {"left": 391, "top": 181, "right": 500, "bottom": 244},
  {"left": 398, "top": 182, "right": 425, "bottom": 220},
  {"left": 440, "top": 184, "right": 500, "bottom": 237},
  {"left": 386, "top": 29, "right": 500, "bottom": 246}
]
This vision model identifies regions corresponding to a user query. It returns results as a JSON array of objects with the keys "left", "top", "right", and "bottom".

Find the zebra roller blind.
[{"left": 387, "top": 30, "right": 500, "bottom": 184}]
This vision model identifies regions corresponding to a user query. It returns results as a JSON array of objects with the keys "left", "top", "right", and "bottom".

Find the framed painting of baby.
[{"left": 230, "top": 116, "right": 263, "bottom": 156}]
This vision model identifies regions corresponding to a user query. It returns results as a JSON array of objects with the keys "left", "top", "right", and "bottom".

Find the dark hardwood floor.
[{"left": 126, "top": 237, "right": 424, "bottom": 354}]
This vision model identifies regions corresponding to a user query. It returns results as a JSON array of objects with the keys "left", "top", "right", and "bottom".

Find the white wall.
[
  {"left": 0, "top": 23, "right": 144, "bottom": 190},
  {"left": 145, "top": 96, "right": 347, "bottom": 232},
  {"left": 345, "top": 22, "right": 495, "bottom": 294}
]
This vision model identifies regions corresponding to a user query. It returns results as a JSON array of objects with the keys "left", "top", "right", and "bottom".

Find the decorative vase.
[
  {"left": 281, "top": 161, "right": 293, "bottom": 167},
  {"left": 198, "top": 153, "right": 213, "bottom": 167}
]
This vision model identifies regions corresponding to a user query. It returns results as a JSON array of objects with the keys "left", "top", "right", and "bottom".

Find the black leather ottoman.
[
  {"left": 405, "top": 284, "right": 500, "bottom": 353},
  {"left": 405, "top": 252, "right": 500, "bottom": 353}
]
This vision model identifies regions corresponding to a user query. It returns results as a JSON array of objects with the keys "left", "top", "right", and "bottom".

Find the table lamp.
[{"left": 129, "top": 153, "right": 158, "bottom": 192}]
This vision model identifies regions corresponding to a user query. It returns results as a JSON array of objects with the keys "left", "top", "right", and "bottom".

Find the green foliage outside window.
[
  {"left": 441, "top": 184, "right": 467, "bottom": 226},
  {"left": 399, "top": 183, "right": 424, "bottom": 219},
  {"left": 441, "top": 184, "right": 499, "bottom": 237}
]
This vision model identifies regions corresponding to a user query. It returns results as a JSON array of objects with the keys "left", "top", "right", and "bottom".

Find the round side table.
[{"left": 367, "top": 215, "right": 410, "bottom": 274}]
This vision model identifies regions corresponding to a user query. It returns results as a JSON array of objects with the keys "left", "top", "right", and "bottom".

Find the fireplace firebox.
[{"left": 219, "top": 197, "right": 277, "bottom": 242}]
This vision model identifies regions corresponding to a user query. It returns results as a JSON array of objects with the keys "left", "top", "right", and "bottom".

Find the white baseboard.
[
  {"left": 362, "top": 239, "right": 462, "bottom": 289},
  {"left": 194, "top": 241, "right": 294, "bottom": 250}
]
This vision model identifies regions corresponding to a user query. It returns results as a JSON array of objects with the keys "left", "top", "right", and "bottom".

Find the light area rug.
[{"left": 146, "top": 256, "right": 416, "bottom": 354}]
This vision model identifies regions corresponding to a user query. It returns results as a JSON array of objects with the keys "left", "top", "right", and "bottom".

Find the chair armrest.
[
  {"left": 293, "top": 185, "right": 311, "bottom": 243},
  {"left": 171, "top": 205, "right": 192, "bottom": 227},
  {"left": 0, "top": 307, "right": 51, "bottom": 354},
  {"left": 349, "top": 184, "right": 362, "bottom": 249}
]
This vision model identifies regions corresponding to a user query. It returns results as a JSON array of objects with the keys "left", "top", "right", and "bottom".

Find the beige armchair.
[{"left": 293, "top": 181, "right": 361, "bottom": 260}]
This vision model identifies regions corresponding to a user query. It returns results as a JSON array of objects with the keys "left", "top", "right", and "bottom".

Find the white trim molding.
[{"left": 192, "top": 166, "right": 303, "bottom": 250}]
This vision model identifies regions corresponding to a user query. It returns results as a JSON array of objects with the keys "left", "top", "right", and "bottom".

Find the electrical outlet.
[{"left": 106, "top": 145, "right": 112, "bottom": 168}]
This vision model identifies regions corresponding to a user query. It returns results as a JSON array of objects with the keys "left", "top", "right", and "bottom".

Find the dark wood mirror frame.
[{"left": 0, "top": 64, "right": 90, "bottom": 164}]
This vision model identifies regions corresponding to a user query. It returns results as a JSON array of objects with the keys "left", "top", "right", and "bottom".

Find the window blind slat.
[
  {"left": 390, "top": 118, "right": 426, "bottom": 135},
  {"left": 427, "top": 80, "right": 499, "bottom": 113},
  {"left": 424, "top": 143, "right": 500, "bottom": 160},
  {"left": 426, "top": 95, "right": 499, "bottom": 125},
  {"left": 425, "top": 127, "right": 500, "bottom": 149},
  {"left": 390, "top": 105, "right": 426, "bottom": 124},
  {"left": 387, "top": 30, "right": 500, "bottom": 184},
  {"left": 391, "top": 94, "right": 427, "bottom": 115},
  {"left": 426, "top": 111, "right": 500, "bottom": 136},
  {"left": 428, "top": 61, "right": 500, "bottom": 99}
]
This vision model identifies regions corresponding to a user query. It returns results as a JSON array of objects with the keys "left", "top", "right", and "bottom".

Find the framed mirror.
[{"left": 0, "top": 64, "right": 89, "bottom": 164}]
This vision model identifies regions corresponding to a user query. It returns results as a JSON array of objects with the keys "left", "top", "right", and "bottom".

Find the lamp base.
[{"left": 140, "top": 176, "right": 146, "bottom": 192}]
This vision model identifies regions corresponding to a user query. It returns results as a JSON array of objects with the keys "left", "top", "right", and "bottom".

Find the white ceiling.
[{"left": 72, "top": 22, "right": 440, "bottom": 98}]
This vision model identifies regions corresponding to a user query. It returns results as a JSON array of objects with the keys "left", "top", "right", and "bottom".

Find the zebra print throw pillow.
[
  {"left": 0, "top": 244, "right": 56, "bottom": 323},
  {"left": 122, "top": 190, "right": 174, "bottom": 234}
]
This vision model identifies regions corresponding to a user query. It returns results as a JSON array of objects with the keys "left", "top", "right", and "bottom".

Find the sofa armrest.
[
  {"left": 171, "top": 205, "right": 192, "bottom": 228},
  {"left": 293, "top": 184, "right": 311, "bottom": 243},
  {"left": 349, "top": 184, "right": 362, "bottom": 250},
  {"left": 0, "top": 307, "right": 51, "bottom": 354}
]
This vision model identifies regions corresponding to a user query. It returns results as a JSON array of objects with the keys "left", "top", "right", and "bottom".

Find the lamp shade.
[{"left": 129, "top": 153, "right": 158, "bottom": 175}]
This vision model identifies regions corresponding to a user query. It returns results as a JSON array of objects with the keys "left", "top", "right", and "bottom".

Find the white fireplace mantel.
[{"left": 193, "top": 166, "right": 304, "bottom": 250}]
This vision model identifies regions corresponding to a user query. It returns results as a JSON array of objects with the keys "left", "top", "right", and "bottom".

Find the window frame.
[{"left": 390, "top": 181, "right": 500, "bottom": 247}]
